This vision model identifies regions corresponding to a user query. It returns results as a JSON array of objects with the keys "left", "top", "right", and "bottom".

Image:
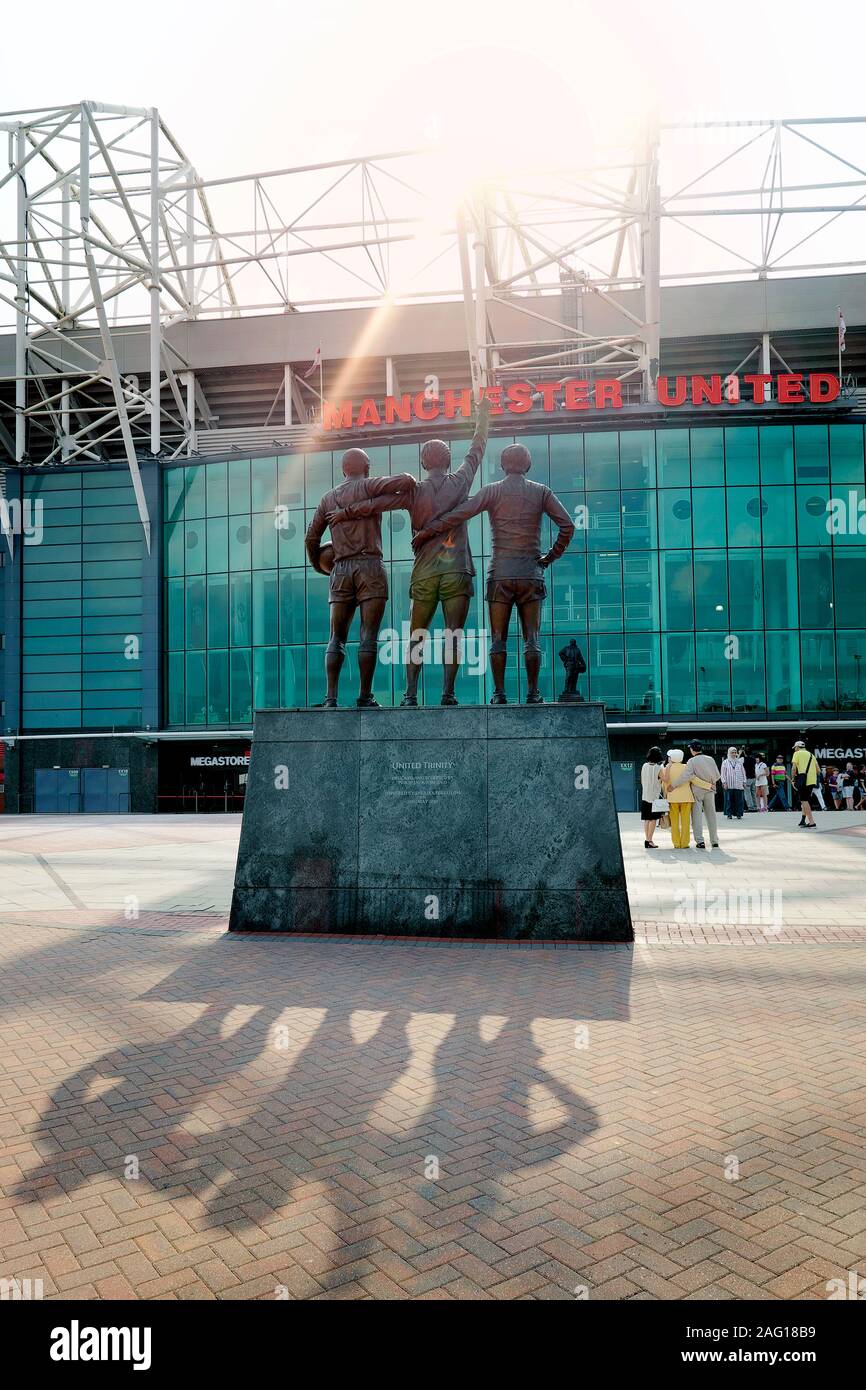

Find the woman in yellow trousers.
[{"left": 661, "top": 749, "right": 694, "bottom": 848}]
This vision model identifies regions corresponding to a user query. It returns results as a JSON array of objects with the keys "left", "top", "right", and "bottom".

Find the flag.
[
  {"left": 303, "top": 346, "right": 322, "bottom": 380},
  {"left": 838, "top": 308, "right": 846, "bottom": 354}
]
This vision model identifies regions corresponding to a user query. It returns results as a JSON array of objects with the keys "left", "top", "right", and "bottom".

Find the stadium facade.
[{"left": 1, "top": 107, "right": 865, "bottom": 812}]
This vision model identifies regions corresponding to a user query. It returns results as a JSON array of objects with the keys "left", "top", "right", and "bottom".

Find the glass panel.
[
  {"left": 228, "top": 458, "right": 251, "bottom": 513},
  {"left": 766, "top": 632, "right": 800, "bottom": 712},
  {"left": 621, "top": 489, "right": 657, "bottom": 549},
  {"left": 552, "top": 551, "right": 587, "bottom": 628},
  {"left": 207, "top": 573, "right": 229, "bottom": 648},
  {"left": 164, "top": 521, "right": 184, "bottom": 577},
  {"left": 795, "top": 424, "right": 829, "bottom": 481},
  {"left": 798, "top": 549, "right": 833, "bottom": 629},
  {"left": 696, "top": 633, "right": 731, "bottom": 712},
  {"left": 619, "top": 429, "right": 656, "bottom": 488},
  {"left": 589, "top": 633, "right": 624, "bottom": 710},
  {"left": 730, "top": 633, "right": 765, "bottom": 713},
  {"left": 625, "top": 633, "right": 661, "bottom": 714},
  {"left": 252, "top": 511, "right": 278, "bottom": 569},
  {"left": 586, "top": 491, "right": 621, "bottom": 550},
  {"left": 207, "top": 649, "right": 229, "bottom": 723},
  {"left": 829, "top": 424, "right": 865, "bottom": 485},
  {"left": 833, "top": 548, "right": 866, "bottom": 627},
  {"left": 724, "top": 426, "right": 758, "bottom": 484},
  {"left": 164, "top": 468, "right": 185, "bottom": 524},
  {"left": 253, "top": 647, "right": 280, "bottom": 710},
  {"left": 690, "top": 427, "right": 724, "bottom": 485},
  {"left": 836, "top": 633, "right": 866, "bottom": 710},
  {"left": 796, "top": 485, "right": 832, "bottom": 545},
  {"left": 276, "top": 509, "right": 306, "bottom": 567},
  {"left": 662, "top": 633, "right": 695, "bottom": 713},
  {"left": 230, "top": 648, "right": 252, "bottom": 723},
  {"left": 182, "top": 465, "right": 206, "bottom": 519},
  {"left": 656, "top": 429, "right": 690, "bottom": 486},
  {"left": 206, "top": 459, "right": 228, "bottom": 516},
  {"left": 584, "top": 432, "right": 619, "bottom": 490},
  {"left": 167, "top": 651, "right": 184, "bottom": 724},
  {"left": 185, "top": 651, "right": 207, "bottom": 724},
  {"left": 253, "top": 570, "right": 279, "bottom": 646},
  {"left": 229, "top": 516, "right": 252, "bottom": 569},
  {"left": 661, "top": 553, "right": 693, "bottom": 630},
  {"left": 760, "top": 486, "right": 795, "bottom": 546},
  {"left": 658, "top": 489, "right": 692, "bottom": 548},
  {"left": 184, "top": 577, "right": 206, "bottom": 649},
  {"left": 206, "top": 515, "right": 228, "bottom": 572},
  {"left": 728, "top": 551, "right": 763, "bottom": 629},
  {"left": 692, "top": 487, "right": 726, "bottom": 547},
  {"left": 726, "top": 488, "right": 763, "bottom": 546},
  {"left": 549, "top": 433, "right": 584, "bottom": 491},
  {"left": 280, "top": 645, "right": 307, "bottom": 707},
  {"left": 184, "top": 521, "right": 205, "bottom": 575},
  {"left": 801, "top": 631, "right": 836, "bottom": 710},
  {"left": 693, "top": 551, "right": 729, "bottom": 629},
  {"left": 763, "top": 550, "right": 798, "bottom": 628},
  {"left": 622, "top": 553, "right": 658, "bottom": 630},
  {"left": 829, "top": 485, "right": 866, "bottom": 546},
  {"left": 481, "top": 435, "right": 515, "bottom": 486},
  {"left": 759, "top": 425, "right": 794, "bottom": 484},
  {"left": 587, "top": 552, "right": 622, "bottom": 630},
  {"left": 278, "top": 453, "right": 305, "bottom": 507},
  {"left": 279, "top": 569, "right": 306, "bottom": 645},
  {"left": 230, "top": 572, "right": 252, "bottom": 645},
  {"left": 304, "top": 451, "right": 333, "bottom": 506},
  {"left": 306, "top": 571, "right": 331, "bottom": 644},
  {"left": 166, "top": 577, "right": 184, "bottom": 650},
  {"left": 251, "top": 455, "right": 278, "bottom": 512}
]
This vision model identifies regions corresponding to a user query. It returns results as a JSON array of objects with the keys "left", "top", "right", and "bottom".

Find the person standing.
[
  {"left": 791, "top": 740, "right": 818, "bottom": 827},
  {"left": 661, "top": 749, "right": 694, "bottom": 849},
  {"left": 669, "top": 740, "right": 721, "bottom": 849},
  {"left": 768, "top": 754, "right": 791, "bottom": 811},
  {"left": 840, "top": 760, "right": 857, "bottom": 811},
  {"left": 754, "top": 753, "right": 769, "bottom": 812},
  {"left": 639, "top": 746, "right": 664, "bottom": 849},
  {"left": 721, "top": 746, "right": 746, "bottom": 819},
  {"left": 742, "top": 750, "right": 757, "bottom": 812}
]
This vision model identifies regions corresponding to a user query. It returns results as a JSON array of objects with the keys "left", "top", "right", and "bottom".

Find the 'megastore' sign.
[{"left": 322, "top": 372, "right": 841, "bottom": 431}]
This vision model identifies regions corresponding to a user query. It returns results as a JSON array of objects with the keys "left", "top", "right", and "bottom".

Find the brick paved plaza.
[{"left": 1, "top": 814, "right": 865, "bottom": 1300}]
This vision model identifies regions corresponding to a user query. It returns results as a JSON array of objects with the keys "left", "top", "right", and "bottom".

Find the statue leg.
[
  {"left": 517, "top": 599, "right": 543, "bottom": 701},
  {"left": 488, "top": 599, "right": 513, "bottom": 700},
  {"left": 440, "top": 593, "right": 471, "bottom": 699},
  {"left": 358, "top": 596, "right": 387, "bottom": 702},
  {"left": 326, "top": 600, "right": 356, "bottom": 704},
  {"left": 404, "top": 594, "right": 438, "bottom": 701}
]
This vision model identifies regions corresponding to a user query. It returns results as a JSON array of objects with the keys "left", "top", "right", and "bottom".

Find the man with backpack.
[{"left": 791, "top": 740, "right": 819, "bottom": 828}]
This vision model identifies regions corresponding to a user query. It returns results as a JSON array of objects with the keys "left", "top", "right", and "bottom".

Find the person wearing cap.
[
  {"left": 660, "top": 749, "right": 694, "bottom": 849},
  {"left": 669, "top": 740, "right": 721, "bottom": 848},
  {"left": 791, "top": 740, "right": 819, "bottom": 827},
  {"left": 305, "top": 451, "right": 416, "bottom": 707}
]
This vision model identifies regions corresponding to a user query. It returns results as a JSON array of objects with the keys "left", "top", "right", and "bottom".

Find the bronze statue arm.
[
  {"left": 539, "top": 488, "right": 576, "bottom": 567},
  {"left": 412, "top": 485, "right": 491, "bottom": 552},
  {"left": 452, "top": 397, "right": 491, "bottom": 499},
  {"left": 328, "top": 477, "right": 416, "bottom": 526}
]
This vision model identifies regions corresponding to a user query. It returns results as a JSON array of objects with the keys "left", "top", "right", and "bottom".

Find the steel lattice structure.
[{"left": 3, "top": 104, "right": 866, "bottom": 546}]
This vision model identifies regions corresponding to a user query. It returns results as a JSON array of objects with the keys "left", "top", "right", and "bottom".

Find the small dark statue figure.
[{"left": 558, "top": 639, "right": 586, "bottom": 703}]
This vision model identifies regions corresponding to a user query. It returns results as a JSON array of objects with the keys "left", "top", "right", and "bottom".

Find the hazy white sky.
[{"left": 4, "top": 0, "right": 866, "bottom": 178}]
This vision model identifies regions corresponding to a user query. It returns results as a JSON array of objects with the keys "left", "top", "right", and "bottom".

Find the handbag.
[{"left": 651, "top": 797, "right": 669, "bottom": 813}]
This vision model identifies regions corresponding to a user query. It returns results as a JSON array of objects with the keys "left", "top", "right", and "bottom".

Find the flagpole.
[
  {"left": 319, "top": 350, "right": 323, "bottom": 426},
  {"left": 838, "top": 306, "right": 843, "bottom": 384}
]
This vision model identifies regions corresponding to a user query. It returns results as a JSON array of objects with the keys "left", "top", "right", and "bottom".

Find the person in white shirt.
[
  {"left": 639, "top": 746, "right": 664, "bottom": 849},
  {"left": 754, "top": 754, "right": 769, "bottom": 812},
  {"left": 721, "top": 747, "right": 746, "bottom": 820}
]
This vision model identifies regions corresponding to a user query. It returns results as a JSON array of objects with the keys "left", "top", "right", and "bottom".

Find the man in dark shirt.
[
  {"left": 327, "top": 399, "right": 490, "bottom": 704},
  {"left": 305, "top": 451, "right": 415, "bottom": 707},
  {"left": 412, "top": 442, "right": 575, "bottom": 703}
]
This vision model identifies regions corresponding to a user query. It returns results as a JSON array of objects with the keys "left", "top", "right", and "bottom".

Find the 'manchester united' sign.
[{"left": 321, "top": 372, "right": 842, "bottom": 431}]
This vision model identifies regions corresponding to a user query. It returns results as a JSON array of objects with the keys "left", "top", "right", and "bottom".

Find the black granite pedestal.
[{"left": 228, "top": 704, "right": 632, "bottom": 941}]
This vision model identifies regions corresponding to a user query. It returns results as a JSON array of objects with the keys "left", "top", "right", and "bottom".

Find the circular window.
[
  {"left": 390, "top": 514, "right": 405, "bottom": 532},
  {"left": 278, "top": 523, "right": 297, "bottom": 541},
  {"left": 746, "top": 497, "right": 768, "bottom": 517},
  {"left": 805, "top": 495, "right": 826, "bottom": 517},
  {"left": 672, "top": 499, "right": 692, "bottom": 520},
  {"left": 236, "top": 524, "right": 251, "bottom": 544},
  {"left": 185, "top": 529, "right": 198, "bottom": 549}
]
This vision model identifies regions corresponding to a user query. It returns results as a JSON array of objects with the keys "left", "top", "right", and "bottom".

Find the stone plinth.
[{"left": 229, "top": 704, "right": 632, "bottom": 941}]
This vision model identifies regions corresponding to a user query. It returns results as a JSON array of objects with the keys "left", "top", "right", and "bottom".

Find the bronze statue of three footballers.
[{"left": 304, "top": 396, "right": 575, "bottom": 706}]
